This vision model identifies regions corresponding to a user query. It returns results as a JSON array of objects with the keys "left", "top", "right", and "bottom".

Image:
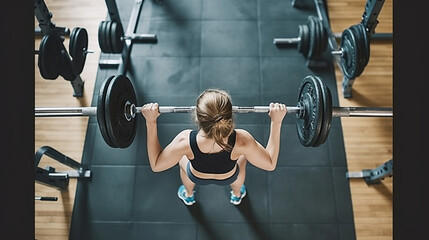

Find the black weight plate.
[
  {"left": 306, "top": 16, "right": 316, "bottom": 59},
  {"left": 296, "top": 75, "right": 323, "bottom": 147},
  {"left": 301, "top": 25, "right": 310, "bottom": 56},
  {"left": 297, "top": 25, "right": 308, "bottom": 56},
  {"left": 98, "top": 21, "right": 109, "bottom": 53},
  {"left": 308, "top": 16, "right": 320, "bottom": 59},
  {"left": 317, "top": 17, "right": 328, "bottom": 52},
  {"left": 349, "top": 25, "right": 363, "bottom": 77},
  {"left": 359, "top": 24, "right": 370, "bottom": 64},
  {"left": 297, "top": 25, "right": 304, "bottom": 53},
  {"left": 98, "top": 21, "right": 105, "bottom": 52},
  {"left": 70, "top": 27, "right": 88, "bottom": 75},
  {"left": 105, "top": 21, "right": 113, "bottom": 54},
  {"left": 312, "top": 76, "right": 332, "bottom": 147},
  {"left": 38, "top": 34, "right": 61, "bottom": 79},
  {"left": 104, "top": 75, "right": 137, "bottom": 148},
  {"left": 311, "top": 16, "right": 321, "bottom": 58},
  {"left": 300, "top": 24, "right": 310, "bottom": 56},
  {"left": 340, "top": 28, "right": 358, "bottom": 79},
  {"left": 354, "top": 24, "right": 369, "bottom": 77},
  {"left": 110, "top": 21, "right": 124, "bottom": 53},
  {"left": 97, "top": 75, "right": 116, "bottom": 148},
  {"left": 69, "top": 27, "right": 79, "bottom": 57}
]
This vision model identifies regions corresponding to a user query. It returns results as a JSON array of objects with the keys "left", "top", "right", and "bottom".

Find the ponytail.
[{"left": 194, "top": 89, "right": 234, "bottom": 151}]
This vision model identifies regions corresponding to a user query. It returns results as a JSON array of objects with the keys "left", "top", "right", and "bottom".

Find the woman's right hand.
[
  {"left": 141, "top": 103, "right": 161, "bottom": 123},
  {"left": 268, "top": 102, "right": 287, "bottom": 124}
]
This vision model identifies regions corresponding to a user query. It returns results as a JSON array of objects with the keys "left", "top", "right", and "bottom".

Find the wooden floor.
[{"left": 34, "top": 0, "right": 393, "bottom": 239}]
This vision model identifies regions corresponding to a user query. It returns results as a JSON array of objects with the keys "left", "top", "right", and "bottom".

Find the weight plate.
[
  {"left": 312, "top": 76, "right": 332, "bottom": 147},
  {"left": 70, "top": 27, "right": 88, "bottom": 75},
  {"left": 349, "top": 25, "right": 363, "bottom": 77},
  {"left": 38, "top": 34, "right": 61, "bottom": 79},
  {"left": 99, "top": 21, "right": 110, "bottom": 53},
  {"left": 300, "top": 24, "right": 310, "bottom": 56},
  {"left": 104, "top": 75, "right": 137, "bottom": 148},
  {"left": 105, "top": 21, "right": 113, "bottom": 54},
  {"left": 353, "top": 24, "right": 369, "bottom": 77},
  {"left": 318, "top": 17, "right": 328, "bottom": 52},
  {"left": 311, "top": 16, "right": 321, "bottom": 58},
  {"left": 98, "top": 21, "right": 106, "bottom": 53},
  {"left": 340, "top": 28, "right": 359, "bottom": 79},
  {"left": 97, "top": 75, "right": 116, "bottom": 148},
  {"left": 296, "top": 75, "right": 323, "bottom": 147},
  {"left": 359, "top": 24, "right": 370, "bottom": 65},
  {"left": 69, "top": 27, "right": 79, "bottom": 57},
  {"left": 307, "top": 16, "right": 316, "bottom": 59},
  {"left": 110, "top": 21, "right": 124, "bottom": 53},
  {"left": 298, "top": 24, "right": 309, "bottom": 56}
]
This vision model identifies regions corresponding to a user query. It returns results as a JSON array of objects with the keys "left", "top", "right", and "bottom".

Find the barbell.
[
  {"left": 274, "top": 15, "right": 327, "bottom": 60},
  {"left": 35, "top": 74, "right": 392, "bottom": 148},
  {"left": 98, "top": 20, "right": 157, "bottom": 54}
]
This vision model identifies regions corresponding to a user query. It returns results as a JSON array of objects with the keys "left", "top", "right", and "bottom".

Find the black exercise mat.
[{"left": 70, "top": 0, "right": 356, "bottom": 239}]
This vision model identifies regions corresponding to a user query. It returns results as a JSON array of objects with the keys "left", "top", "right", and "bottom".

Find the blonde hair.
[{"left": 194, "top": 89, "right": 234, "bottom": 151}]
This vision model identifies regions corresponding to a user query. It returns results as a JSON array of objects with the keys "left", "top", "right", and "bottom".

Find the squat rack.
[
  {"left": 313, "top": 0, "right": 386, "bottom": 98},
  {"left": 98, "top": 0, "right": 157, "bottom": 75}
]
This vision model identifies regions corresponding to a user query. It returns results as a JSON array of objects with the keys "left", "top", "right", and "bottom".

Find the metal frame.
[
  {"left": 346, "top": 159, "right": 393, "bottom": 185},
  {"left": 35, "top": 146, "right": 91, "bottom": 191},
  {"left": 99, "top": 0, "right": 157, "bottom": 75},
  {"left": 34, "top": 0, "right": 85, "bottom": 97},
  {"left": 291, "top": 0, "right": 387, "bottom": 98},
  {"left": 313, "top": 0, "right": 386, "bottom": 98}
]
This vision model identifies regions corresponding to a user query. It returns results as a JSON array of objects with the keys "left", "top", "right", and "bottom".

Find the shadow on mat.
[
  {"left": 187, "top": 202, "right": 222, "bottom": 240},
  {"left": 236, "top": 194, "right": 270, "bottom": 240},
  {"left": 187, "top": 195, "right": 270, "bottom": 240}
]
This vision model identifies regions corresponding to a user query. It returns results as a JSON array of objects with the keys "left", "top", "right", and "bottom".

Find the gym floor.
[{"left": 34, "top": 0, "right": 392, "bottom": 239}]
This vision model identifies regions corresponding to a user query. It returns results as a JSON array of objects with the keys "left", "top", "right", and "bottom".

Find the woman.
[{"left": 141, "top": 89, "right": 287, "bottom": 206}]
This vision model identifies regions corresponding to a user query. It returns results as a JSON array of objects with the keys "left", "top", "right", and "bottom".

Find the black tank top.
[{"left": 189, "top": 130, "right": 237, "bottom": 174}]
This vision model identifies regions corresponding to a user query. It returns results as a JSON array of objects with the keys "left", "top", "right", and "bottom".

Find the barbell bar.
[
  {"left": 35, "top": 104, "right": 392, "bottom": 118},
  {"left": 35, "top": 74, "right": 392, "bottom": 148}
]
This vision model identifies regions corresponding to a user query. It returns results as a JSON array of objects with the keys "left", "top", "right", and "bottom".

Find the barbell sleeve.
[
  {"left": 332, "top": 107, "right": 393, "bottom": 117},
  {"left": 35, "top": 107, "right": 97, "bottom": 117},
  {"left": 273, "top": 37, "right": 301, "bottom": 45},
  {"left": 121, "top": 34, "right": 157, "bottom": 41},
  {"left": 35, "top": 196, "right": 58, "bottom": 201}
]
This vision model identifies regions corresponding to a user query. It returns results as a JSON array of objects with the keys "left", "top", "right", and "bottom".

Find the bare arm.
[
  {"left": 236, "top": 103, "right": 287, "bottom": 171},
  {"left": 141, "top": 103, "right": 189, "bottom": 172}
]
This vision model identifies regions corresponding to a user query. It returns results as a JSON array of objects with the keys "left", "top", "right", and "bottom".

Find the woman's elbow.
[
  {"left": 266, "top": 165, "right": 276, "bottom": 172},
  {"left": 149, "top": 162, "right": 163, "bottom": 172},
  {"left": 151, "top": 167, "right": 163, "bottom": 172}
]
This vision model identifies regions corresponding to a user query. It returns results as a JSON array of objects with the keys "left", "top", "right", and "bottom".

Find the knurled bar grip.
[
  {"left": 151, "top": 106, "right": 302, "bottom": 114},
  {"left": 35, "top": 106, "right": 393, "bottom": 117}
]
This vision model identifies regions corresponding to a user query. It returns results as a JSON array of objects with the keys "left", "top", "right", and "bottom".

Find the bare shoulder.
[
  {"left": 173, "top": 129, "right": 192, "bottom": 143},
  {"left": 234, "top": 129, "right": 256, "bottom": 146}
]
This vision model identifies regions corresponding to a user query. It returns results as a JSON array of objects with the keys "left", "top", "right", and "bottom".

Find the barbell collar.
[{"left": 332, "top": 107, "right": 393, "bottom": 117}]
